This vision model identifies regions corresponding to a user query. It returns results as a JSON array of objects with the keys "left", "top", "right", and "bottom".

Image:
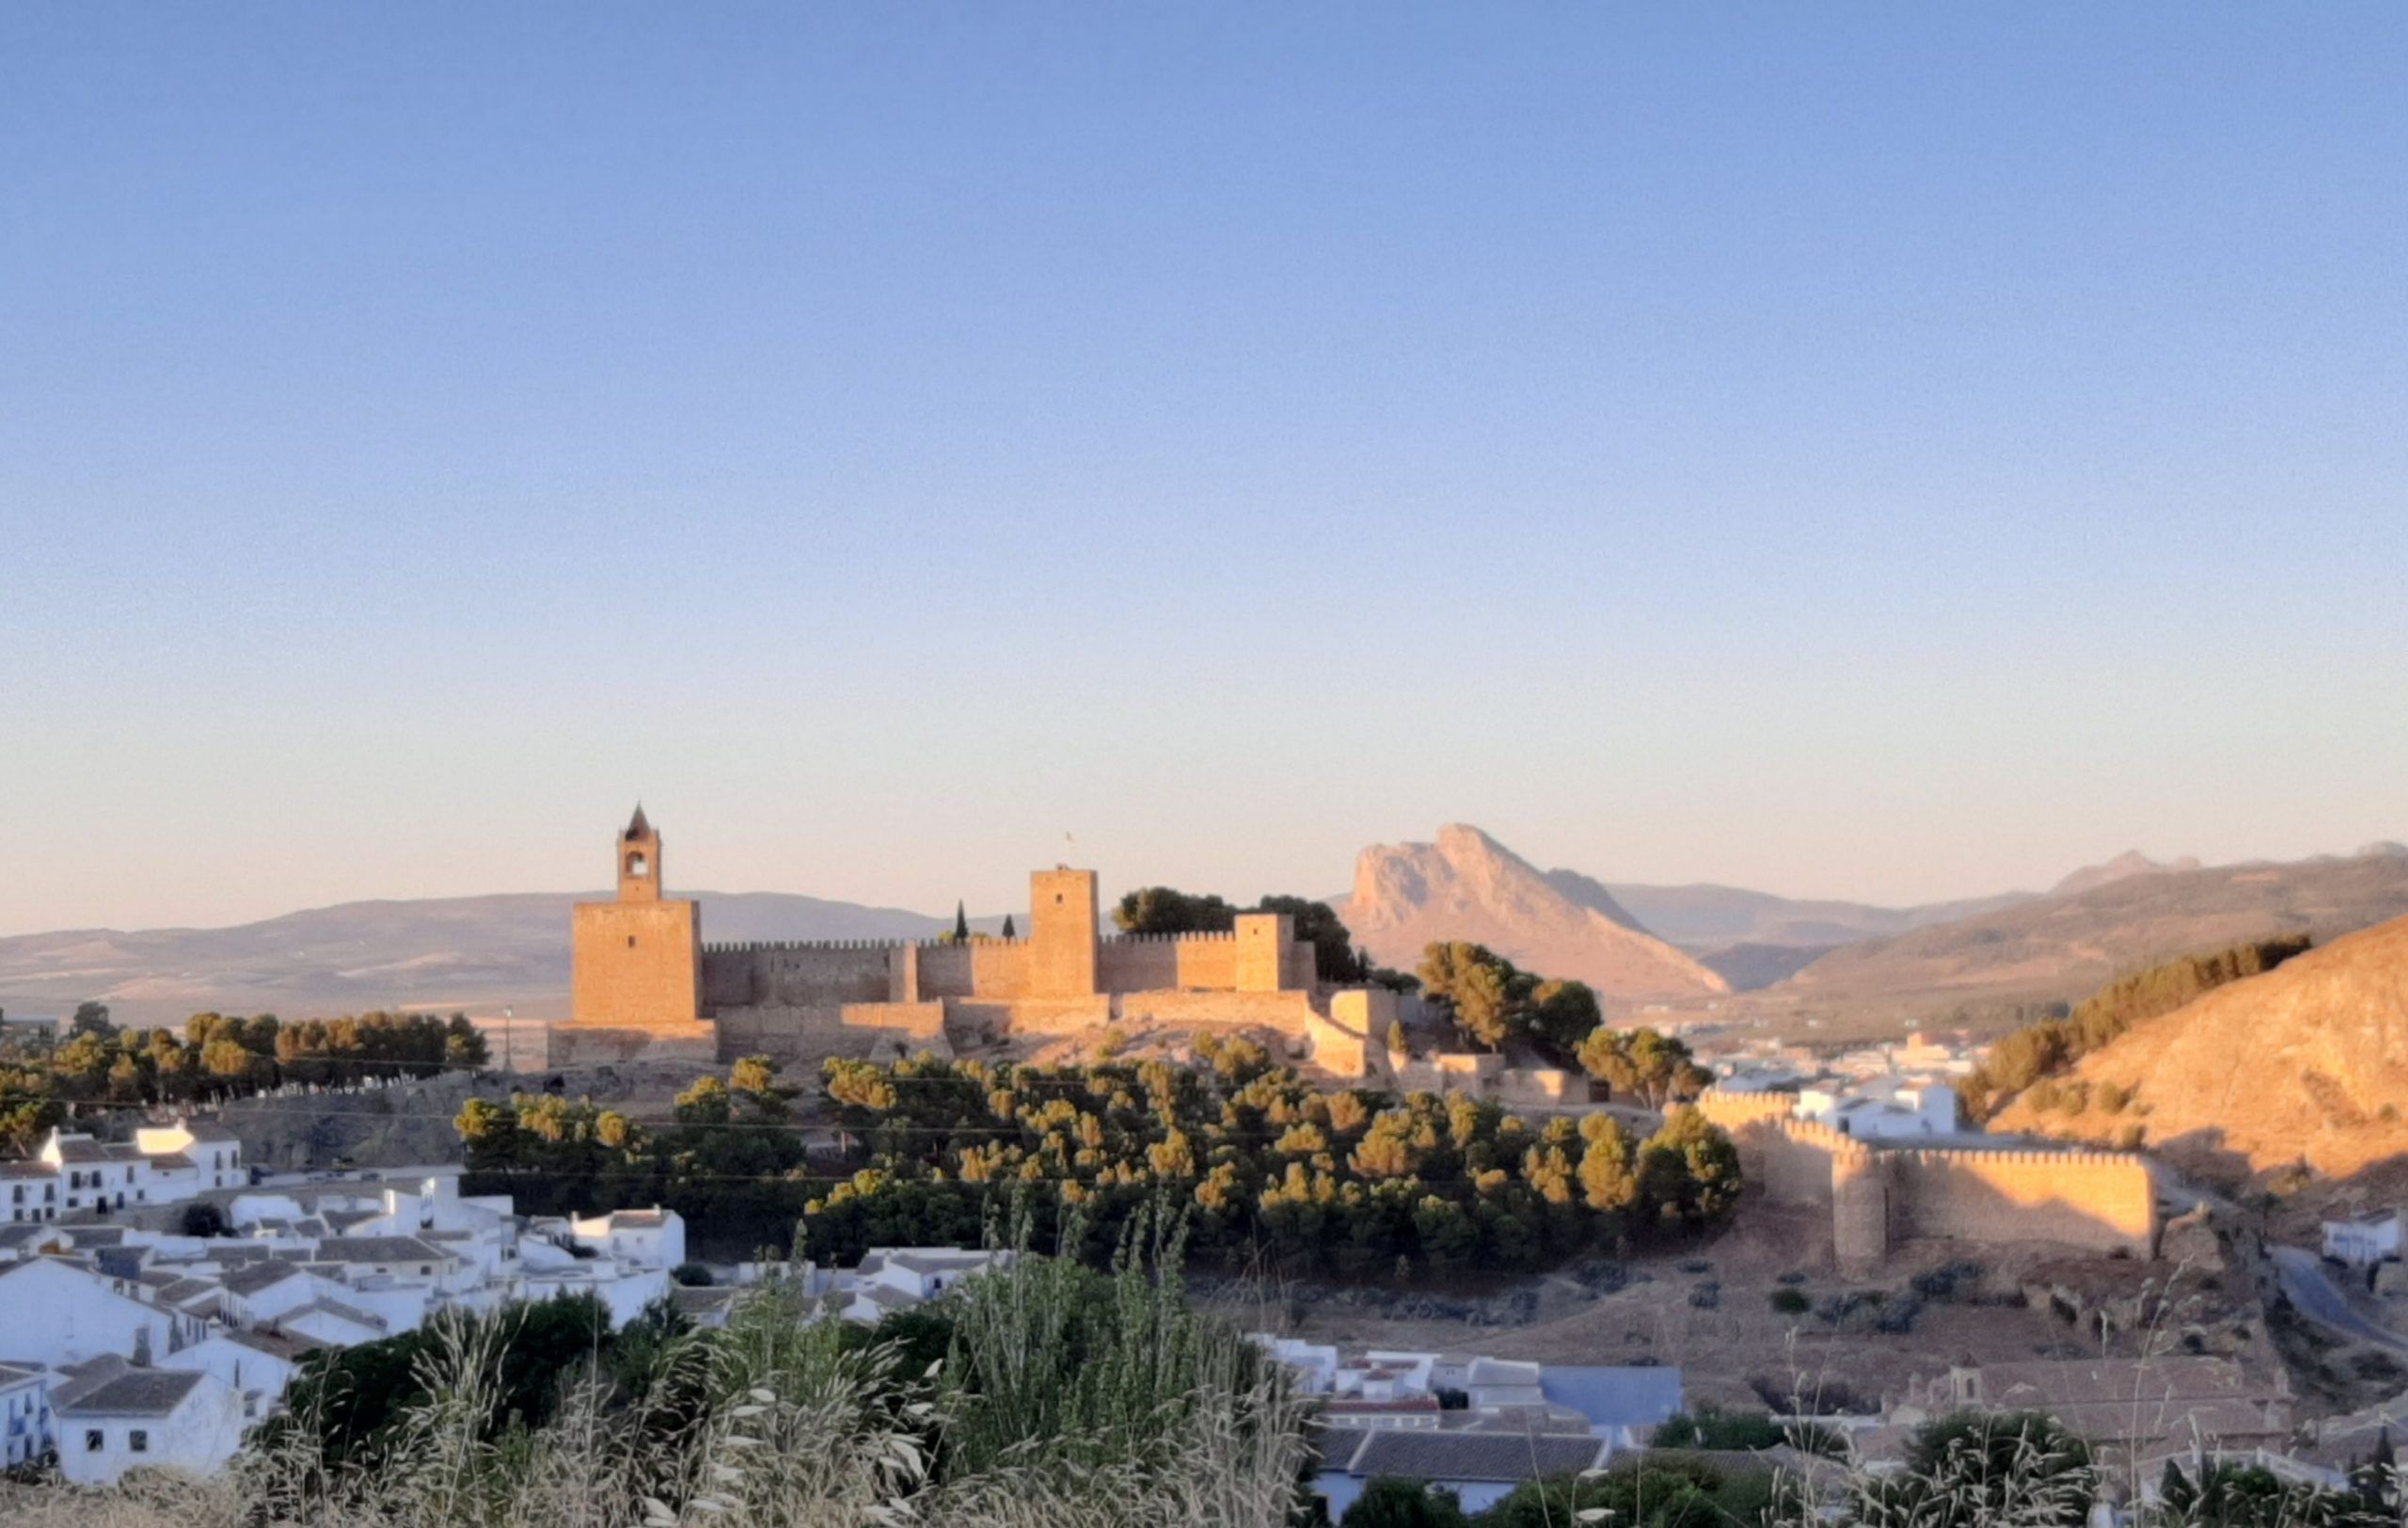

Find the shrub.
[
  {"left": 670, "top": 1262, "right": 713, "bottom": 1286},
  {"left": 1770, "top": 1287, "right": 1812, "bottom": 1316}
]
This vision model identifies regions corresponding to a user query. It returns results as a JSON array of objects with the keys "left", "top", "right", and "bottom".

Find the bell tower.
[
  {"left": 618, "top": 804, "right": 662, "bottom": 902},
  {"left": 565, "top": 804, "right": 704, "bottom": 1047}
]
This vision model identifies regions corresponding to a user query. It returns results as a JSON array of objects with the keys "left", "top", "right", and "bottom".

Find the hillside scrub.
[{"left": 1963, "top": 936, "right": 2310, "bottom": 1120}]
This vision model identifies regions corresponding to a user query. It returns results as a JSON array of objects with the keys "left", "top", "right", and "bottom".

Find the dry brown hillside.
[
  {"left": 1989, "top": 913, "right": 2408, "bottom": 1178},
  {"left": 1338, "top": 824, "right": 1727, "bottom": 1000}
]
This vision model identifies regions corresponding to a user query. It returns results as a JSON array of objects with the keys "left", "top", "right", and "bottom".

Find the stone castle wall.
[
  {"left": 1692, "top": 1090, "right": 2157, "bottom": 1266},
  {"left": 700, "top": 942, "right": 892, "bottom": 1011},
  {"left": 1888, "top": 1147, "right": 2156, "bottom": 1253}
]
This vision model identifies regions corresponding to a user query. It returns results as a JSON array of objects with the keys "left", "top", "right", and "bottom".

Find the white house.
[
  {"left": 133, "top": 1122, "right": 244, "bottom": 1192},
  {"left": 566, "top": 1207, "right": 687, "bottom": 1270},
  {"left": 277, "top": 1298, "right": 391, "bottom": 1348},
  {"left": 0, "top": 1361, "right": 51, "bottom": 1469},
  {"left": 39, "top": 1133, "right": 148, "bottom": 1213},
  {"left": 313, "top": 1234, "right": 471, "bottom": 1295},
  {"left": 852, "top": 1248, "right": 1013, "bottom": 1302},
  {"left": 53, "top": 1364, "right": 247, "bottom": 1485},
  {"left": 214, "top": 1261, "right": 337, "bottom": 1328},
  {"left": 159, "top": 1329, "right": 318, "bottom": 1423},
  {"left": 2323, "top": 1212, "right": 2402, "bottom": 1268},
  {"left": 0, "top": 1257, "right": 185, "bottom": 1368},
  {"left": 1798, "top": 1079, "right": 1960, "bottom": 1139},
  {"left": 3, "top": 1161, "right": 61, "bottom": 1223},
  {"left": 1315, "top": 1428, "right": 1608, "bottom": 1519}
]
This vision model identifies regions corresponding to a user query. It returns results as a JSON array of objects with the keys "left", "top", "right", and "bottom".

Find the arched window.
[{"left": 626, "top": 852, "right": 649, "bottom": 879}]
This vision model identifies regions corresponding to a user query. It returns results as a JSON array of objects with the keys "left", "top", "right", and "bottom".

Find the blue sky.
[{"left": 3, "top": 4, "right": 2403, "bottom": 934}]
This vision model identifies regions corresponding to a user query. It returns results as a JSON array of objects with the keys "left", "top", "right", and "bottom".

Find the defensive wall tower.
[
  {"left": 1029, "top": 867, "right": 1101, "bottom": 997},
  {"left": 566, "top": 804, "right": 705, "bottom": 1038}
]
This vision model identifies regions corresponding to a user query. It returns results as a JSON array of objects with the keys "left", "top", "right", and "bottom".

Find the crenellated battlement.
[
  {"left": 1691, "top": 1088, "right": 2158, "bottom": 1266},
  {"left": 705, "top": 938, "right": 909, "bottom": 954},
  {"left": 1892, "top": 1146, "right": 2143, "bottom": 1170}
]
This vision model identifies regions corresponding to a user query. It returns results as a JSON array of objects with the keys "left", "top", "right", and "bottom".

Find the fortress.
[
  {"left": 553, "top": 808, "right": 1390, "bottom": 1074},
  {"left": 1692, "top": 1090, "right": 2160, "bottom": 1270}
]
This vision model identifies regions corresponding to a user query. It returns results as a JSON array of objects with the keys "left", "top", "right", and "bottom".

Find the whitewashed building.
[
  {"left": 0, "top": 1361, "right": 51, "bottom": 1469},
  {"left": 0, "top": 1257, "right": 187, "bottom": 1368},
  {"left": 1797, "top": 1079, "right": 1961, "bottom": 1139},
  {"left": 566, "top": 1206, "right": 687, "bottom": 1269},
  {"left": 2323, "top": 1212, "right": 2402, "bottom": 1268},
  {"left": 53, "top": 1362, "right": 247, "bottom": 1486},
  {"left": 158, "top": 1329, "right": 319, "bottom": 1425}
]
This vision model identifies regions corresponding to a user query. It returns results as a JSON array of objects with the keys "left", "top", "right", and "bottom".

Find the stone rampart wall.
[
  {"left": 702, "top": 944, "right": 895, "bottom": 1010},
  {"left": 1692, "top": 1089, "right": 2159, "bottom": 1265},
  {"left": 911, "top": 940, "right": 1035, "bottom": 1000},
  {"left": 711, "top": 1004, "right": 892, "bottom": 1067},
  {"left": 1888, "top": 1148, "right": 2155, "bottom": 1255},
  {"left": 1114, "top": 988, "right": 1321, "bottom": 1030},
  {"left": 839, "top": 1001, "right": 948, "bottom": 1041},
  {"left": 956, "top": 996, "right": 1115, "bottom": 1037}
]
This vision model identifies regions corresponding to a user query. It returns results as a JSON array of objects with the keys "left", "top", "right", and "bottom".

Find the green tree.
[
  {"left": 1528, "top": 978, "right": 1602, "bottom": 1060},
  {"left": 1576, "top": 1027, "right": 1708, "bottom": 1107},
  {"left": 68, "top": 1001, "right": 115, "bottom": 1038},
  {"left": 1576, "top": 1112, "right": 1639, "bottom": 1212},
  {"left": 1112, "top": 886, "right": 1240, "bottom": 935},
  {"left": 1417, "top": 943, "right": 1532, "bottom": 1050},
  {"left": 1636, "top": 1106, "right": 1742, "bottom": 1224}
]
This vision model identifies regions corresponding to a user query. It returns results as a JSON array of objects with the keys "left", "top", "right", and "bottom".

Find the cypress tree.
[
  {"left": 1002, "top": 914, "right": 1017, "bottom": 939},
  {"left": 954, "top": 900, "right": 971, "bottom": 941}
]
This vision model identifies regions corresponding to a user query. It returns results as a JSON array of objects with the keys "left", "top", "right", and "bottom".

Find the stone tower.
[
  {"left": 567, "top": 805, "right": 703, "bottom": 1034},
  {"left": 1028, "top": 867, "right": 1100, "bottom": 997}
]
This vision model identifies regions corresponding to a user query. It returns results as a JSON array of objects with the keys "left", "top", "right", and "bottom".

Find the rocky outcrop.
[{"left": 1339, "top": 825, "right": 1727, "bottom": 1000}]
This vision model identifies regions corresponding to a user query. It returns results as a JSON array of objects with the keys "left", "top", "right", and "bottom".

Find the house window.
[
  {"left": 129, "top": 1430, "right": 148, "bottom": 1453},
  {"left": 85, "top": 1430, "right": 103, "bottom": 1452}
]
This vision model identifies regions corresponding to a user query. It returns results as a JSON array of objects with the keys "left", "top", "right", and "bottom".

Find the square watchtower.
[{"left": 1029, "top": 867, "right": 1100, "bottom": 997}]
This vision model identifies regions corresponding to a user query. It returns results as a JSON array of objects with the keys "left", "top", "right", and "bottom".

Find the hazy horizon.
[{"left": 7, "top": 5, "right": 2404, "bottom": 935}]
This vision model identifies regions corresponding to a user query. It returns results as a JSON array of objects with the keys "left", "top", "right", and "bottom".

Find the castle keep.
[
  {"left": 558, "top": 809, "right": 1386, "bottom": 1074},
  {"left": 1693, "top": 1090, "right": 2160, "bottom": 1269}
]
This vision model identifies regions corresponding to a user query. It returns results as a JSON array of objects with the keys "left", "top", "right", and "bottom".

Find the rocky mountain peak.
[
  {"left": 2050, "top": 851, "right": 2205, "bottom": 899},
  {"left": 1342, "top": 826, "right": 1726, "bottom": 1000}
]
